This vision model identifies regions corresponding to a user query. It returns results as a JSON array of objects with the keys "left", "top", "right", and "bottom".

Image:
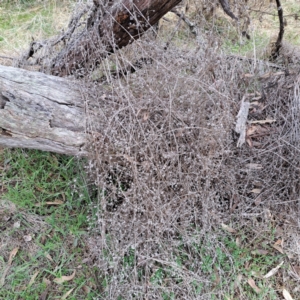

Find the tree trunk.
[
  {"left": 0, "top": 65, "right": 88, "bottom": 156},
  {"left": 51, "top": 0, "right": 182, "bottom": 76}
]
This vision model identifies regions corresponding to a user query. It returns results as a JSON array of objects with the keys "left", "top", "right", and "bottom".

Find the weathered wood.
[{"left": 0, "top": 65, "right": 88, "bottom": 156}]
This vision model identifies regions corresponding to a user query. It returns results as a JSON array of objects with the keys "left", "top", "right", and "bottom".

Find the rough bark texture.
[
  {"left": 0, "top": 65, "right": 88, "bottom": 156},
  {"left": 51, "top": 0, "right": 182, "bottom": 76}
]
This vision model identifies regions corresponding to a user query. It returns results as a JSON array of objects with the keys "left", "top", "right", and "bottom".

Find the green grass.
[
  {"left": 0, "top": 0, "right": 73, "bottom": 54},
  {"left": 223, "top": 31, "right": 270, "bottom": 57},
  {"left": 134, "top": 231, "right": 286, "bottom": 299},
  {"left": 0, "top": 149, "right": 99, "bottom": 299}
]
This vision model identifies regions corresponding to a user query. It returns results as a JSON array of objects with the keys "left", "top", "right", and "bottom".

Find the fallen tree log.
[{"left": 0, "top": 65, "right": 88, "bottom": 156}]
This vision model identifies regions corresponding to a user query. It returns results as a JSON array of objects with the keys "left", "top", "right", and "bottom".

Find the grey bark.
[{"left": 0, "top": 65, "right": 88, "bottom": 156}]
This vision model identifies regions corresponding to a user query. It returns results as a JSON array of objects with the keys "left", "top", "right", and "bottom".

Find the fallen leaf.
[
  {"left": 82, "top": 285, "right": 90, "bottom": 294},
  {"left": 242, "top": 73, "right": 255, "bottom": 78},
  {"left": 143, "top": 111, "right": 149, "bottom": 122},
  {"left": 234, "top": 274, "right": 243, "bottom": 289},
  {"left": 283, "top": 288, "right": 294, "bottom": 300},
  {"left": 54, "top": 271, "right": 76, "bottom": 284},
  {"left": 39, "top": 286, "right": 50, "bottom": 300},
  {"left": 61, "top": 288, "right": 75, "bottom": 300},
  {"left": 246, "top": 125, "right": 258, "bottom": 136},
  {"left": 254, "top": 195, "right": 263, "bottom": 206},
  {"left": 274, "top": 239, "right": 283, "bottom": 246},
  {"left": 43, "top": 277, "right": 51, "bottom": 286},
  {"left": 292, "top": 265, "right": 300, "bottom": 276},
  {"left": 23, "top": 235, "right": 32, "bottom": 242},
  {"left": 263, "top": 261, "right": 284, "bottom": 278},
  {"left": 28, "top": 271, "right": 39, "bottom": 288},
  {"left": 44, "top": 252, "right": 53, "bottom": 262},
  {"left": 259, "top": 72, "right": 272, "bottom": 79},
  {"left": 247, "top": 278, "right": 261, "bottom": 294},
  {"left": 221, "top": 223, "right": 236, "bottom": 233},
  {"left": 45, "top": 199, "right": 64, "bottom": 206},
  {"left": 246, "top": 163, "right": 263, "bottom": 169},
  {"left": 251, "top": 189, "right": 261, "bottom": 194},
  {"left": 8, "top": 247, "right": 19, "bottom": 265},
  {"left": 246, "top": 137, "right": 253, "bottom": 147},
  {"left": 251, "top": 249, "right": 269, "bottom": 255},
  {"left": 13, "top": 221, "right": 21, "bottom": 228},
  {"left": 35, "top": 199, "right": 64, "bottom": 207},
  {"left": 250, "top": 118, "right": 276, "bottom": 124},
  {"left": 0, "top": 247, "right": 19, "bottom": 287},
  {"left": 273, "top": 71, "right": 285, "bottom": 76},
  {"left": 272, "top": 244, "right": 284, "bottom": 254}
]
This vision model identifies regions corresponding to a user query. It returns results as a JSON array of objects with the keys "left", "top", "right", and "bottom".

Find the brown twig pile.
[{"left": 83, "top": 37, "right": 300, "bottom": 297}]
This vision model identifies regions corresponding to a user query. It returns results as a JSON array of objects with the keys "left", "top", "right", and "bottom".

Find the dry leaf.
[
  {"left": 263, "top": 261, "right": 284, "bottom": 278},
  {"left": 39, "top": 286, "right": 50, "bottom": 300},
  {"left": 251, "top": 189, "right": 261, "bottom": 194},
  {"left": 61, "top": 288, "right": 75, "bottom": 300},
  {"left": 82, "top": 285, "right": 90, "bottom": 294},
  {"left": 242, "top": 73, "right": 254, "bottom": 78},
  {"left": 234, "top": 274, "right": 243, "bottom": 289},
  {"left": 273, "top": 71, "right": 285, "bottom": 76},
  {"left": 8, "top": 247, "right": 19, "bottom": 264},
  {"left": 43, "top": 277, "right": 51, "bottom": 286},
  {"left": 246, "top": 125, "right": 258, "bottom": 136},
  {"left": 28, "top": 271, "right": 39, "bottom": 288},
  {"left": 259, "top": 72, "right": 272, "bottom": 79},
  {"left": 246, "top": 137, "right": 253, "bottom": 147},
  {"left": 254, "top": 195, "right": 263, "bottom": 206},
  {"left": 283, "top": 288, "right": 294, "bottom": 300},
  {"left": 247, "top": 278, "right": 261, "bottom": 294},
  {"left": 54, "top": 271, "right": 76, "bottom": 284},
  {"left": 246, "top": 163, "right": 263, "bottom": 169},
  {"left": 272, "top": 244, "right": 284, "bottom": 254},
  {"left": 250, "top": 118, "right": 276, "bottom": 124},
  {"left": 44, "top": 252, "right": 53, "bottom": 262},
  {"left": 0, "top": 247, "right": 19, "bottom": 287},
  {"left": 45, "top": 199, "right": 64, "bottom": 205},
  {"left": 251, "top": 249, "right": 269, "bottom": 255},
  {"left": 13, "top": 221, "right": 21, "bottom": 228},
  {"left": 143, "top": 111, "right": 149, "bottom": 122},
  {"left": 221, "top": 223, "right": 236, "bottom": 233},
  {"left": 23, "top": 235, "right": 32, "bottom": 242},
  {"left": 292, "top": 265, "right": 300, "bottom": 276}
]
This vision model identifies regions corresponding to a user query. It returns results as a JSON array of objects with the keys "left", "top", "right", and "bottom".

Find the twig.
[
  {"left": 171, "top": 9, "right": 197, "bottom": 35},
  {"left": 227, "top": 54, "right": 285, "bottom": 70},
  {"left": 249, "top": 8, "right": 298, "bottom": 19},
  {"left": 0, "top": 55, "right": 14, "bottom": 60}
]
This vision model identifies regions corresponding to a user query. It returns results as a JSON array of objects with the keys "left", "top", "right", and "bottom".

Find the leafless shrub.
[
  {"left": 82, "top": 36, "right": 300, "bottom": 299},
  {"left": 17, "top": 0, "right": 300, "bottom": 298}
]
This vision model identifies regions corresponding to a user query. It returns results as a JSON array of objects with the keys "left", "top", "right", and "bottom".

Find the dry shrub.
[
  {"left": 17, "top": 1, "right": 300, "bottom": 298},
  {"left": 82, "top": 37, "right": 300, "bottom": 298}
]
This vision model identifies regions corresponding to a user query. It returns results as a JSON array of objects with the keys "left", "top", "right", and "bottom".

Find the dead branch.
[
  {"left": 270, "top": 0, "right": 285, "bottom": 60},
  {"left": 218, "top": 0, "right": 238, "bottom": 21}
]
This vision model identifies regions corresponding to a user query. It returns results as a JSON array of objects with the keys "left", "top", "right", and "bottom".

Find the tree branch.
[{"left": 270, "top": 0, "right": 285, "bottom": 60}]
